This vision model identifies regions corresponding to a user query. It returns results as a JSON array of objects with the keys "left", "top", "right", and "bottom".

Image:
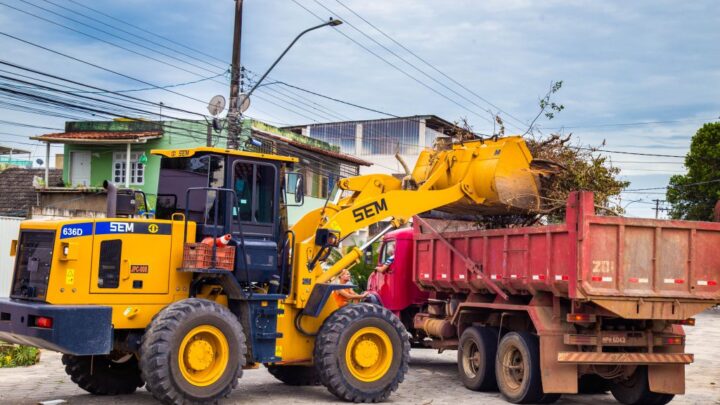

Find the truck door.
[{"left": 90, "top": 220, "right": 173, "bottom": 294}]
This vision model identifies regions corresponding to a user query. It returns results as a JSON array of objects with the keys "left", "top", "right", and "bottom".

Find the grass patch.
[{"left": 0, "top": 343, "right": 40, "bottom": 368}]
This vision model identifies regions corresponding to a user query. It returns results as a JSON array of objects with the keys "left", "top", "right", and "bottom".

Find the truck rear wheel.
[
  {"left": 62, "top": 353, "right": 144, "bottom": 395},
  {"left": 267, "top": 365, "right": 321, "bottom": 386},
  {"left": 611, "top": 366, "right": 674, "bottom": 405},
  {"left": 458, "top": 326, "right": 498, "bottom": 391},
  {"left": 495, "top": 331, "right": 547, "bottom": 404},
  {"left": 314, "top": 303, "right": 410, "bottom": 402},
  {"left": 579, "top": 374, "right": 612, "bottom": 394},
  {"left": 140, "top": 298, "right": 245, "bottom": 404}
]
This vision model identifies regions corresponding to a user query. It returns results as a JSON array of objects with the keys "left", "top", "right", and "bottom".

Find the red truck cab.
[{"left": 367, "top": 228, "right": 428, "bottom": 322}]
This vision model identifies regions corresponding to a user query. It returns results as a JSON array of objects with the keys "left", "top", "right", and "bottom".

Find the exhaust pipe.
[{"left": 103, "top": 180, "right": 116, "bottom": 218}]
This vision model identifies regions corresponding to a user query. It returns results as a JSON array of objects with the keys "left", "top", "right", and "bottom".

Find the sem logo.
[
  {"left": 352, "top": 199, "right": 388, "bottom": 222},
  {"left": 148, "top": 224, "right": 159, "bottom": 234},
  {"left": 110, "top": 222, "right": 134, "bottom": 233}
]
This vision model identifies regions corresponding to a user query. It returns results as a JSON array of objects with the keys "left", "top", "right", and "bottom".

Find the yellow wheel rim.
[
  {"left": 178, "top": 325, "right": 229, "bottom": 387},
  {"left": 345, "top": 326, "right": 393, "bottom": 382}
]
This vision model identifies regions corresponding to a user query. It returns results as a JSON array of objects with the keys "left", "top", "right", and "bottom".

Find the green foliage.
[
  {"left": 667, "top": 122, "right": 720, "bottom": 220},
  {"left": 326, "top": 243, "right": 380, "bottom": 292},
  {"left": 348, "top": 242, "right": 379, "bottom": 292},
  {"left": 539, "top": 80, "right": 565, "bottom": 120},
  {"left": 528, "top": 134, "right": 630, "bottom": 222},
  {"left": 0, "top": 344, "right": 40, "bottom": 368}
]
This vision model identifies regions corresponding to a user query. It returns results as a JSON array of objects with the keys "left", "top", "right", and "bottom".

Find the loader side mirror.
[{"left": 285, "top": 172, "right": 305, "bottom": 206}]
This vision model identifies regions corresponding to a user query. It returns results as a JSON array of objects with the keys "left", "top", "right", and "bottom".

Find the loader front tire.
[
  {"left": 140, "top": 298, "right": 245, "bottom": 405},
  {"left": 267, "top": 365, "right": 321, "bottom": 386},
  {"left": 314, "top": 303, "right": 410, "bottom": 402},
  {"left": 62, "top": 353, "right": 144, "bottom": 395}
]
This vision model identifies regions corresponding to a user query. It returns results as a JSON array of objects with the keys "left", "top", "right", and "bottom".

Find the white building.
[{"left": 284, "top": 115, "right": 462, "bottom": 176}]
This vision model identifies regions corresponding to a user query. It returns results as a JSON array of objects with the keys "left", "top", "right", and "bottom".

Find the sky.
[{"left": 0, "top": 0, "right": 718, "bottom": 217}]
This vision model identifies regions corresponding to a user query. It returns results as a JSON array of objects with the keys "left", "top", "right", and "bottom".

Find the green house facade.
[{"left": 33, "top": 118, "right": 370, "bottom": 223}]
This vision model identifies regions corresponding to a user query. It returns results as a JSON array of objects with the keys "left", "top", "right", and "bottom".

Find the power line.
[
  {"left": 546, "top": 117, "right": 719, "bottom": 130},
  {"left": 39, "top": 0, "right": 228, "bottom": 72},
  {"left": 0, "top": 32, "right": 211, "bottom": 107},
  {"left": 624, "top": 179, "right": 720, "bottom": 192},
  {"left": 292, "top": 0, "right": 496, "bottom": 129},
  {"left": 1, "top": 2, "right": 228, "bottom": 86},
  {"left": 0, "top": 119, "right": 63, "bottom": 131},
  {"left": 333, "top": 0, "right": 528, "bottom": 130},
  {"left": 65, "top": 0, "right": 229, "bottom": 67},
  {"left": 312, "top": 0, "right": 502, "bottom": 128},
  {"left": 579, "top": 147, "right": 686, "bottom": 158}
]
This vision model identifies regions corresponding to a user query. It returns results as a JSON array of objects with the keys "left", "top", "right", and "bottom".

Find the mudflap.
[
  {"left": 648, "top": 364, "right": 685, "bottom": 394},
  {"left": 540, "top": 333, "right": 578, "bottom": 393}
]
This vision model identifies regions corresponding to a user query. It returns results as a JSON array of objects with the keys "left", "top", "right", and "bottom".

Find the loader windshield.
[{"left": 155, "top": 154, "right": 225, "bottom": 222}]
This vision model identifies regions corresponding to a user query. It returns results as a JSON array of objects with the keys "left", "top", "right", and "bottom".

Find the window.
[
  {"left": 113, "top": 152, "right": 145, "bottom": 185},
  {"left": 232, "top": 161, "right": 276, "bottom": 224},
  {"left": 98, "top": 240, "right": 122, "bottom": 289},
  {"left": 380, "top": 240, "right": 396, "bottom": 265},
  {"left": 155, "top": 154, "right": 224, "bottom": 222}
]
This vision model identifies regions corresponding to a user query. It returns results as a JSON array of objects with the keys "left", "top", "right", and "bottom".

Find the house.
[
  {"left": 31, "top": 118, "right": 370, "bottom": 223},
  {"left": 283, "top": 115, "right": 465, "bottom": 175},
  {"left": 0, "top": 146, "right": 33, "bottom": 170}
]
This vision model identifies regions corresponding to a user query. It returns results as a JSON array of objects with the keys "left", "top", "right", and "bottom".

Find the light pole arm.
[{"left": 245, "top": 18, "right": 341, "bottom": 99}]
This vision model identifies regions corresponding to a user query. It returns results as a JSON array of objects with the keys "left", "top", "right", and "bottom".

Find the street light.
[{"left": 243, "top": 18, "right": 342, "bottom": 101}]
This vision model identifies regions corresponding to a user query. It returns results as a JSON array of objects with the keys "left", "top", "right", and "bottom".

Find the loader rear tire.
[
  {"left": 458, "top": 326, "right": 498, "bottom": 391},
  {"left": 62, "top": 353, "right": 144, "bottom": 395},
  {"left": 611, "top": 366, "right": 674, "bottom": 405},
  {"left": 314, "top": 303, "right": 410, "bottom": 402},
  {"left": 267, "top": 365, "right": 321, "bottom": 386},
  {"left": 140, "top": 298, "right": 245, "bottom": 405}
]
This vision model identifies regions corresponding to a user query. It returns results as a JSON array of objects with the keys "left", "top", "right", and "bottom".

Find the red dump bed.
[{"left": 414, "top": 192, "right": 720, "bottom": 303}]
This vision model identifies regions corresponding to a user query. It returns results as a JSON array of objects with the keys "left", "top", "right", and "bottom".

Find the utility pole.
[
  {"left": 653, "top": 199, "right": 663, "bottom": 219},
  {"left": 226, "top": 0, "right": 243, "bottom": 149}
]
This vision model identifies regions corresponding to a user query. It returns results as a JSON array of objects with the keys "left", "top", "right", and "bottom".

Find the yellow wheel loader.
[{"left": 0, "top": 136, "right": 539, "bottom": 404}]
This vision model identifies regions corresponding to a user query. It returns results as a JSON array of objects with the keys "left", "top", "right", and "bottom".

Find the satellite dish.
[
  {"left": 207, "top": 95, "right": 226, "bottom": 116},
  {"left": 36, "top": 158, "right": 44, "bottom": 165},
  {"left": 238, "top": 93, "right": 251, "bottom": 113}
]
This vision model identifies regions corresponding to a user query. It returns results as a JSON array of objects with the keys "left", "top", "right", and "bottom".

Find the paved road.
[{"left": 1, "top": 310, "right": 718, "bottom": 405}]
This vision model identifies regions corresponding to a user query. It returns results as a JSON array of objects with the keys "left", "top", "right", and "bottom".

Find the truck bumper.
[
  {"left": 0, "top": 298, "right": 112, "bottom": 356},
  {"left": 557, "top": 351, "right": 694, "bottom": 365}
]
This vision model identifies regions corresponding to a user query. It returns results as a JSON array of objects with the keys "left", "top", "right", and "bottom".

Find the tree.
[{"left": 666, "top": 122, "right": 720, "bottom": 221}]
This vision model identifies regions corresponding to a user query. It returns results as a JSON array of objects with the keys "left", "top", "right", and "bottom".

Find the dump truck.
[
  {"left": 367, "top": 191, "right": 720, "bottom": 404},
  {"left": 0, "top": 136, "right": 541, "bottom": 404}
]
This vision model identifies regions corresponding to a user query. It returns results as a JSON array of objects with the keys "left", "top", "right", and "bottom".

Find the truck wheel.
[
  {"left": 267, "top": 365, "right": 321, "bottom": 386},
  {"left": 579, "top": 374, "right": 612, "bottom": 394},
  {"left": 140, "top": 298, "right": 245, "bottom": 404},
  {"left": 62, "top": 354, "right": 144, "bottom": 395},
  {"left": 458, "top": 326, "right": 498, "bottom": 391},
  {"left": 314, "top": 303, "right": 410, "bottom": 402},
  {"left": 611, "top": 366, "right": 674, "bottom": 405},
  {"left": 495, "top": 331, "right": 545, "bottom": 404}
]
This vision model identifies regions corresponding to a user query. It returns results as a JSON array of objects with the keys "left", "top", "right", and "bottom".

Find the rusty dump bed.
[{"left": 413, "top": 191, "right": 720, "bottom": 318}]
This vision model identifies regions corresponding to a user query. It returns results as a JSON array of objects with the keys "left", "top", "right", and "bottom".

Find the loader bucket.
[{"left": 411, "top": 136, "right": 541, "bottom": 215}]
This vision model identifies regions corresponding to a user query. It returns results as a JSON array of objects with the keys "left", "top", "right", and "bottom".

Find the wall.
[{"left": 0, "top": 217, "right": 21, "bottom": 297}]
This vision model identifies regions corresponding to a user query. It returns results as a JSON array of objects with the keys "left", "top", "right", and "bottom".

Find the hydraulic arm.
[{"left": 289, "top": 135, "right": 540, "bottom": 306}]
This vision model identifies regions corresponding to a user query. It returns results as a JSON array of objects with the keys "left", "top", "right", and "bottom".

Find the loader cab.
[{"left": 152, "top": 147, "right": 301, "bottom": 287}]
